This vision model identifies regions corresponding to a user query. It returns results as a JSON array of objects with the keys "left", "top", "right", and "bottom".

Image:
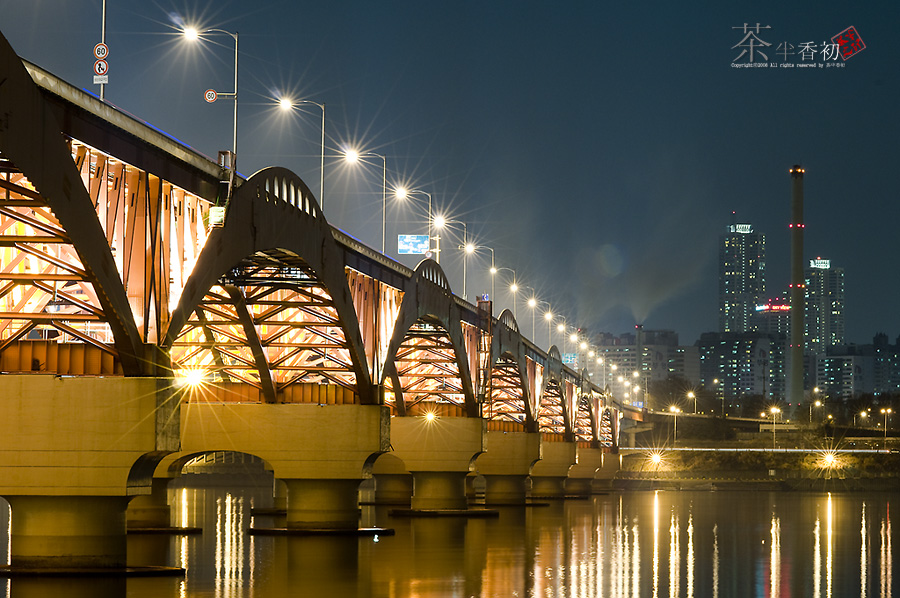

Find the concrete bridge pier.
[
  {"left": 529, "top": 440, "right": 576, "bottom": 499},
  {"left": 565, "top": 446, "right": 605, "bottom": 497},
  {"left": 592, "top": 453, "right": 621, "bottom": 492},
  {"left": 181, "top": 401, "right": 390, "bottom": 530},
  {"left": 372, "top": 454, "right": 413, "bottom": 505},
  {"left": 474, "top": 431, "right": 542, "bottom": 505},
  {"left": 389, "top": 416, "right": 485, "bottom": 511},
  {"left": 126, "top": 477, "right": 172, "bottom": 529},
  {"left": 283, "top": 478, "right": 364, "bottom": 530},
  {"left": 6, "top": 495, "right": 131, "bottom": 569},
  {"left": 0, "top": 376, "right": 179, "bottom": 571}
]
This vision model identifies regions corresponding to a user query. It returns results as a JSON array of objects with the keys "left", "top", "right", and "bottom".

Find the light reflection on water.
[{"left": 0, "top": 488, "right": 898, "bottom": 596}]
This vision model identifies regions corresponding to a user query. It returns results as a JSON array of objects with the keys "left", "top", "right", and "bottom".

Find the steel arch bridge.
[{"left": 0, "top": 36, "right": 619, "bottom": 452}]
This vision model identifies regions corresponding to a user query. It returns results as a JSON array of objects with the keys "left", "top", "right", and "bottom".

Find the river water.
[{"left": 2, "top": 481, "right": 897, "bottom": 597}]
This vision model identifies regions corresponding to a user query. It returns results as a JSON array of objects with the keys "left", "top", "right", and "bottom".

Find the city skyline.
[{"left": 1, "top": 1, "right": 897, "bottom": 346}]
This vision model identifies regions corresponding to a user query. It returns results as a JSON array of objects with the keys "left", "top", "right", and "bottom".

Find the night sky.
[{"left": 2, "top": 1, "right": 898, "bottom": 347}]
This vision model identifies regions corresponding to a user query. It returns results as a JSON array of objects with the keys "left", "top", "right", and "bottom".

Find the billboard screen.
[{"left": 398, "top": 235, "right": 430, "bottom": 255}]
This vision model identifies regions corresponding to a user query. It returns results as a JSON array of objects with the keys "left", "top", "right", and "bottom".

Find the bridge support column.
[
  {"left": 566, "top": 447, "right": 605, "bottom": 497},
  {"left": 181, "top": 402, "right": 390, "bottom": 530},
  {"left": 529, "top": 440, "right": 576, "bottom": 499},
  {"left": 475, "top": 431, "right": 542, "bottom": 505},
  {"left": 372, "top": 453, "right": 412, "bottom": 505},
  {"left": 389, "top": 416, "right": 485, "bottom": 511},
  {"left": 283, "top": 479, "right": 362, "bottom": 530},
  {"left": 592, "top": 452, "right": 621, "bottom": 492},
  {"left": 0, "top": 376, "right": 179, "bottom": 571},
  {"left": 126, "top": 477, "right": 172, "bottom": 529},
  {"left": 6, "top": 496, "right": 130, "bottom": 569}
]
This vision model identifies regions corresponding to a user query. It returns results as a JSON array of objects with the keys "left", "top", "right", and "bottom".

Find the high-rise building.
[
  {"left": 805, "top": 258, "right": 845, "bottom": 354},
  {"left": 698, "top": 331, "right": 773, "bottom": 406},
  {"left": 719, "top": 222, "right": 766, "bottom": 333}
]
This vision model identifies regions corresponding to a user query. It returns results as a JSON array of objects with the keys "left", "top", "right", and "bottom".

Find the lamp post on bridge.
[
  {"left": 183, "top": 26, "right": 239, "bottom": 200},
  {"left": 882, "top": 408, "right": 893, "bottom": 451},
  {"left": 278, "top": 97, "right": 326, "bottom": 209},
  {"left": 345, "top": 150, "right": 387, "bottom": 254}
]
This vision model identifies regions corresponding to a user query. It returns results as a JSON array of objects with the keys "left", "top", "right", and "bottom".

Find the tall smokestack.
[{"left": 788, "top": 165, "right": 805, "bottom": 405}]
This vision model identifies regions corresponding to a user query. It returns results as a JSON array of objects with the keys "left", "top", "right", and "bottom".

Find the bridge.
[{"left": 0, "top": 30, "right": 623, "bottom": 570}]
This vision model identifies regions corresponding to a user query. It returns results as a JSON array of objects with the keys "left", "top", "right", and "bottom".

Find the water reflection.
[{"left": 0, "top": 488, "right": 897, "bottom": 596}]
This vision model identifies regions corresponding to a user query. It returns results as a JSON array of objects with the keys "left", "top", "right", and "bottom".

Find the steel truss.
[
  {"left": 170, "top": 251, "right": 358, "bottom": 403},
  {"left": 0, "top": 137, "right": 209, "bottom": 373},
  {"left": 539, "top": 380, "right": 568, "bottom": 436},
  {"left": 389, "top": 320, "right": 466, "bottom": 415},
  {"left": 485, "top": 355, "right": 529, "bottom": 429}
]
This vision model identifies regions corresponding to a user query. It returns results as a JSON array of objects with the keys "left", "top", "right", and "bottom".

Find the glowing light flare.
[
  {"left": 183, "top": 27, "right": 199, "bottom": 41},
  {"left": 344, "top": 149, "right": 360, "bottom": 163},
  {"left": 278, "top": 97, "right": 293, "bottom": 111},
  {"left": 819, "top": 451, "right": 839, "bottom": 469},
  {"left": 424, "top": 411, "right": 437, "bottom": 422},
  {"left": 176, "top": 368, "right": 207, "bottom": 387},
  {"left": 544, "top": 311, "right": 552, "bottom": 321}
]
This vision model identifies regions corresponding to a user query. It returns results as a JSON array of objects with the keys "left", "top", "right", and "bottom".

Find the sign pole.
[{"left": 100, "top": 0, "right": 106, "bottom": 101}]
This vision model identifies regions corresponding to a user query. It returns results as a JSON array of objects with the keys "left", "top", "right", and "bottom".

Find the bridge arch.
[
  {"left": 381, "top": 259, "right": 477, "bottom": 416},
  {"left": 163, "top": 167, "right": 374, "bottom": 404},
  {"left": 0, "top": 39, "right": 145, "bottom": 373},
  {"left": 483, "top": 309, "right": 535, "bottom": 430}
]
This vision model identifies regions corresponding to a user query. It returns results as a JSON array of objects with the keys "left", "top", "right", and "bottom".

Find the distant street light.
[
  {"left": 881, "top": 408, "right": 893, "bottom": 450},
  {"left": 669, "top": 405, "right": 681, "bottom": 445},
  {"left": 810, "top": 399, "right": 822, "bottom": 423},
  {"left": 687, "top": 391, "right": 696, "bottom": 414},
  {"left": 344, "top": 150, "right": 387, "bottom": 253},
  {"left": 279, "top": 97, "right": 326, "bottom": 209},
  {"left": 770, "top": 406, "right": 781, "bottom": 449},
  {"left": 855, "top": 410, "right": 867, "bottom": 427}
]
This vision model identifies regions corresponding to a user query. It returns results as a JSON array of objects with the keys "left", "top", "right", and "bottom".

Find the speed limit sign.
[
  {"left": 204, "top": 89, "right": 218, "bottom": 103},
  {"left": 93, "top": 43, "right": 109, "bottom": 60}
]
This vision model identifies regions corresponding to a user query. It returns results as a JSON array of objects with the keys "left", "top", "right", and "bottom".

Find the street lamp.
[
  {"left": 854, "top": 411, "right": 867, "bottom": 427},
  {"left": 544, "top": 310, "right": 553, "bottom": 350},
  {"left": 881, "top": 408, "right": 893, "bottom": 450},
  {"left": 770, "top": 406, "right": 781, "bottom": 449},
  {"left": 496, "top": 274, "right": 528, "bottom": 320},
  {"left": 184, "top": 26, "right": 239, "bottom": 197},
  {"left": 345, "top": 150, "right": 387, "bottom": 253},
  {"left": 687, "top": 391, "right": 696, "bottom": 414},
  {"left": 810, "top": 399, "right": 822, "bottom": 423},
  {"left": 462, "top": 244, "right": 494, "bottom": 300},
  {"left": 278, "top": 97, "right": 326, "bottom": 209},
  {"left": 669, "top": 405, "right": 681, "bottom": 444},
  {"left": 432, "top": 215, "right": 466, "bottom": 269}
]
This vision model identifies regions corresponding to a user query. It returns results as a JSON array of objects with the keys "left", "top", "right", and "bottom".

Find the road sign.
[
  {"left": 93, "top": 60, "right": 109, "bottom": 76},
  {"left": 93, "top": 75, "right": 109, "bottom": 84},
  {"left": 204, "top": 89, "right": 218, "bottom": 103},
  {"left": 398, "top": 235, "right": 430, "bottom": 255},
  {"left": 93, "top": 43, "right": 109, "bottom": 60}
]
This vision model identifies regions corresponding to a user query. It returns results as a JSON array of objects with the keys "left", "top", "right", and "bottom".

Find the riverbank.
[{"left": 614, "top": 448, "right": 900, "bottom": 491}]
